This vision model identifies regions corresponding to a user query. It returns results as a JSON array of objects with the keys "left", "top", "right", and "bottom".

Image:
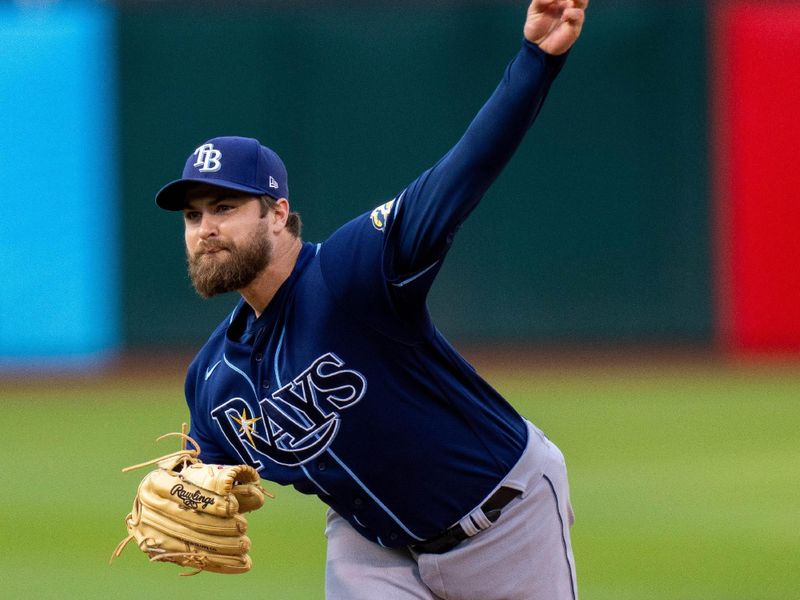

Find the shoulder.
[{"left": 317, "top": 202, "right": 396, "bottom": 298}]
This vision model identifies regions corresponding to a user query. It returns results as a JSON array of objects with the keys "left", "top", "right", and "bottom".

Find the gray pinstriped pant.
[{"left": 325, "top": 422, "right": 577, "bottom": 600}]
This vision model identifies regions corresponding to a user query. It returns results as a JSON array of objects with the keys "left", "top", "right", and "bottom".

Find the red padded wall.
[{"left": 715, "top": 3, "right": 800, "bottom": 352}]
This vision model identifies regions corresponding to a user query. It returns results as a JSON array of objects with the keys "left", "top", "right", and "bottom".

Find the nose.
[{"left": 197, "top": 212, "right": 219, "bottom": 239}]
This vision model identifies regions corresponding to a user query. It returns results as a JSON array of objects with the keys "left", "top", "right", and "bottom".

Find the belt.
[{"left": 410, "top": 487, "right": 521, "bottom": 555}]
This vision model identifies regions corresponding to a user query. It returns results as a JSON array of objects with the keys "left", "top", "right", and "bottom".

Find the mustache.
[{"left": 195, "top": 240, "right": 233, "bottom": 255}]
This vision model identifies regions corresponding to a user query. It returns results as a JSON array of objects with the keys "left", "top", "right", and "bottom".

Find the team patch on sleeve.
[{"left": 370, "top": 199, "right": 395, "bottom": 231}]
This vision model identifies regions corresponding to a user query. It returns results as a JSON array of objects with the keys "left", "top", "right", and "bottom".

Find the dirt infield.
[{"left": 6, "top": 342, "right": 791, "bottom": 393}]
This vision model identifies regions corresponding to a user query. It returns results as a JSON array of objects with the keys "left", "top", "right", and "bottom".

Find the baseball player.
[{"left": 151, "top": 1, "right": 585, "bottom": 598}]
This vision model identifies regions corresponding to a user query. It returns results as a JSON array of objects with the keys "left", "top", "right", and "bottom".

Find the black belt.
[{"left": 410, "top": 487, "right": 521, "bottom": 555}]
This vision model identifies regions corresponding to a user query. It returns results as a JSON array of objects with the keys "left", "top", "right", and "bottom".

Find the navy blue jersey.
[{"left": 185, "top": 41, "right": 567, "bottom": 548}]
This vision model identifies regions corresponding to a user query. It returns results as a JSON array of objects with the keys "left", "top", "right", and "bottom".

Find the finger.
[
  {"left": 562, "top": 7, "right": 585, "bottom": 25},
  {"left": 533, "top": 0, "right": 565, "bottom": 11},
  {"left": 568, "top": 0, "right": 589, "bottom": 9}
]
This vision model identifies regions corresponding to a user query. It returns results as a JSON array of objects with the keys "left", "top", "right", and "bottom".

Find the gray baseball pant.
[{"left": 324, "top": 422, "right": 577, "bottom": 600}]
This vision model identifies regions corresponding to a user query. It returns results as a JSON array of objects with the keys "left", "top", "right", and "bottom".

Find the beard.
[{"left": 186, "top": 224, "right": 273, "bottom": 298}]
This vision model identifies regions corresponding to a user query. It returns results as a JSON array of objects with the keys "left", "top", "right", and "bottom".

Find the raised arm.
[{"left": 387, "top": 0, "right": 586, "bottom": 283}]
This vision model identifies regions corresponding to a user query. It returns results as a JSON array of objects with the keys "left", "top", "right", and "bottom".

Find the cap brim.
[{"left": 155, "top": 178, "right": 268, "bottom": 211}]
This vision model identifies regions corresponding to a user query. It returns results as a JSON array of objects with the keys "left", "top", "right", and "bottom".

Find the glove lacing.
[{"left": 120, "top": 432, "right": 201, "bottom": 474}]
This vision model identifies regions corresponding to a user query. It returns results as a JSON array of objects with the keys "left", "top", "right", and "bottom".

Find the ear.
[{"left": 270, "top": 198, "right": 291, "bottom": 232}]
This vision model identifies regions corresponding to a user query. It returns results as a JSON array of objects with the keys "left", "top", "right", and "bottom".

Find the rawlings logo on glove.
[
  {"left": 170, "top": 484, "right": 216, "bottom": 509},
  {"left": 110, "top": 428, "right": 272, "bottom": 576}
]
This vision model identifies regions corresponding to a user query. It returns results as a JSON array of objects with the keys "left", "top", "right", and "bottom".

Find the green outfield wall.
[{"left": 119, "top": 1, "right": 709, "bottom": 347}]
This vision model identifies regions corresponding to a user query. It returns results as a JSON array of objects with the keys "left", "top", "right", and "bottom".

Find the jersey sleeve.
[{"left": 385, "top": 41, "right": 567, "bottom": 295}]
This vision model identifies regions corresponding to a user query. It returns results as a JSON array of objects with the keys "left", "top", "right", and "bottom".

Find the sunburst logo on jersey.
[
  {"left": 232, "top": 408, "right": 262, "bottom": 448},
  {"left": 370, "top": 199, "right": 395, "bottom": 231}
]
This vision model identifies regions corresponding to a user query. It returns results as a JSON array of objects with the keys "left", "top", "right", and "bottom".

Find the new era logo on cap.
[{"left": 155, "top": 136, "right": 290, "bottom": 210}]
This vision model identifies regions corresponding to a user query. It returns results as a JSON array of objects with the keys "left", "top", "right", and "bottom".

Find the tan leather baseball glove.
[{"left": 110, "top": 431, "right": 271, "bottom": 576}]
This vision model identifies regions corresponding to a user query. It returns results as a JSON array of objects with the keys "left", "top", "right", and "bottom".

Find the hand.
[{"left": 524, "top": 0, "right": 587, "bottom": 56}]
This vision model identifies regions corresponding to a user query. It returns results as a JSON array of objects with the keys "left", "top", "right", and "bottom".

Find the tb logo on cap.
[{"left": 193, "top": 143, "right": 222, "bottom": 172}]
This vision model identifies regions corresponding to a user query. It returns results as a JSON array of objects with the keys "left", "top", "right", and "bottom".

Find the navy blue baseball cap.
[{"left": 155, "top": 136, "right": 289, "bottom": 210}]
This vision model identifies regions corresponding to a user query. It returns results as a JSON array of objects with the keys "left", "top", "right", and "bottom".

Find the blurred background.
[{"left": 1, "top": 0, "right": 798, "bottom": 598}]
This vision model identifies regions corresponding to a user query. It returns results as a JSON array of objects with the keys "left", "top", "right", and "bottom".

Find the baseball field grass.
[{"left": 1, "top": 355, "right": 797, "bottom": 599}]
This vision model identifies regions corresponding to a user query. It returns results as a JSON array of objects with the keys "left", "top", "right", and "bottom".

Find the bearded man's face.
[
  {"left": 182, "top": 191, "right": 272, "bottom": 298},
  {"left": 187, "top": 221, "right": 272, "bottom": 298}
]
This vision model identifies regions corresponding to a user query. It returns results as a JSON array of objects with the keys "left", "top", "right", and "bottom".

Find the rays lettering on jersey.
[{"left": 211, "top": 352, "right": 367, "bottom": 469}]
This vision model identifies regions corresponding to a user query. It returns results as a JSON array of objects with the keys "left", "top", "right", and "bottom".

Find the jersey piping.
[{"left": 327, "top": 448, "right": 424, "bottom": 542}]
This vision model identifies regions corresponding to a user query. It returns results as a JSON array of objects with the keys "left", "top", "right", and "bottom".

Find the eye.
[
  {"left": 184, "top": 210, "right": 201, "bottom": 222},
  {"left": 214, "top": 203, "right": 234, "bottom": 214}
]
